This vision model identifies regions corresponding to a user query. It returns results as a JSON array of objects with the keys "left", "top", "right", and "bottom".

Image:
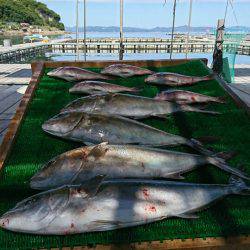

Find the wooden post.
[
  {"left": 119, "top": 0, "right": 124, "bottom": 60},
  {"left": 84, "top": 0, "right": 87, "bottom": 61},
  {"left": 212, "top": 19, "right": 225, "bottom": 74},
  {"left": 170, "top": 0, "right": 177, "bottom": 59},
  {"left": 76, "top": 0, "right": 80, "bottom": 61}
]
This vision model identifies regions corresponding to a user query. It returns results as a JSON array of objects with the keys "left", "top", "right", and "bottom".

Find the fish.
[
  {"left": 1, "top": 176, "right": 249, "bottom": 235},
  {"left": 101, "top": 64, "right": 154, "bottom": 78},
  {"left": 60, "top": 93, "right": 220, "bottom": 118},
  {"left": 42, "top": 112, "right": 218, "bottom": 155},
  {"left": 47, "top": 66, "right": 111, "bottom": 82},
  {"left": 155, "top": 90, "right": 226, "bottom": 104},
  {"left": 69, "top": 81, "right": 140, "bottom": 95},
  {"left": 30, "top": 143, "right": 250, "bottom": 190},
  {"left": 145, "top": 72, "right": 214, "bottom": 86}
]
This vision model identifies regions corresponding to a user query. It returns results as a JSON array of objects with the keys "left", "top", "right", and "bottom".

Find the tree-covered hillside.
[{"left": 0, "top": 0, "right": 64, "bottom": 30}]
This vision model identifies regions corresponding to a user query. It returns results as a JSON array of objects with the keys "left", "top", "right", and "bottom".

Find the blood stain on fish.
[{"left": 142, "top": 189, "right": 149, "bottom": 198}]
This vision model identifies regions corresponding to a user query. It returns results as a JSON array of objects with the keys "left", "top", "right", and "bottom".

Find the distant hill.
[
  {"left": 0, "top": 0, "right": 64, "bottom": 30},
  {"left": 66, "top": 25, "right": 250, "bottom": 33}
]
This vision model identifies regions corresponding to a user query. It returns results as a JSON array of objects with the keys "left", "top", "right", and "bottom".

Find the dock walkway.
[
  {"left": 0, "top": 64, "right": 31, "bottom": 143},
  {"left": 0, "top": 63, "right": 249, "bottom": 145}
]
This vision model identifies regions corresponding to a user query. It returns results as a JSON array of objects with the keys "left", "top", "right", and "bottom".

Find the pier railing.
[{"left": 0, "top": 38, "right": 249, "bottom": 63}]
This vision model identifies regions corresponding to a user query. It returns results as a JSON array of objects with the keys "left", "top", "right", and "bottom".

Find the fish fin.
[
  {"left": 176, "top": 213, "right": 199, "bottom": 219},
  {"left": 188, "top": 138, "right": 215, "bottom": 156},
  {"left": 229, "top": 176, "right": 250, "bottom": 195},
  {"left": 207, "top": 157, "right": 250, "bottom": 180},
  {"left": 164, "top": 173, "right": 185, "bottom": 180},
  {"left": 155, "top": 114, "right": 167, "bottom": 119},
  {"left": 216, "top": 96, "right": 227, "bottom": 104},
  {"left": 79, "top": 175, "right": 106, "bottom": 197},
  {"left": 88, "top": 143, "right": 109, "bottom": 159},
  {"left": 196, "top": 136, "right": 220, "bottom": 144},
  {"left": 180, "top": 105, "right": 220, "bottom": 115},
  {"left": 214, "top": 151, "right": 237, "bottom": 161},
  {"left": 93, "top": 220, "right": 122, "bottom": 227}
]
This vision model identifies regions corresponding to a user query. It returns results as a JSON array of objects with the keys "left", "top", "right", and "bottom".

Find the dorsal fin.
[
  {"left": 77, "top": 175, "right": 106, "bottom": 198},
  {"left": 88, "top": 142, "right": 109, "bottom": 159}
]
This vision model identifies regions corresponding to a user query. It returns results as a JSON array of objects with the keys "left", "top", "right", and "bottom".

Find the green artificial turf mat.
[{"left": 0, "top": 60, "right": 249, "bottom": 250}]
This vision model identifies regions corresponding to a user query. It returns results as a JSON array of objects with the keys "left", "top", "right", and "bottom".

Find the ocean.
[{"left": 0, "top": 32, "right": 249, "bottom": 64}]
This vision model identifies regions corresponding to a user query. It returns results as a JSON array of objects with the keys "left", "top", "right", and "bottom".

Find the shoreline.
[{"left": 0, "top": 30, "right": 68, "bottom": 37}]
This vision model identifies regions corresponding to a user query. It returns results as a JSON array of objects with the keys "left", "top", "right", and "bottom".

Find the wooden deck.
[
  {"left": 229, "top": 64, "right": 250, "bottom": 107},
  {"left": 0, "top": 62, "right": 249, "bottom": 146},
  {"left": 0, "top": 64, "right": 31, "bottom": 144}
]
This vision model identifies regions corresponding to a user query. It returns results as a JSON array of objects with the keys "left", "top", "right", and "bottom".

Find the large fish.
[
  {"left": 47, "top": 66, "right": 110, "bottom": 82},
  {"left": 101, "top": 64, "right": 154, "bottom": 78},
  {"left": 30, "top": 143, "right": 249, "bottom": 190},
  {"left": 42, "top": 112, "right": 218, "bottom": 156},
  {"left": 145, "top": 72, "right": 214, "bottom": 86},
  {"left": 1, "top": 176, "right": 249, "bottom": 235},
  {"left": 155, "top": 90, "right": 226, "bottom": 104},
  {"left": 69, "top": 81, "right": 140, "bottom": 95},
  {"left": 61, "top": 93, "right": 220, "bottom": 118}
]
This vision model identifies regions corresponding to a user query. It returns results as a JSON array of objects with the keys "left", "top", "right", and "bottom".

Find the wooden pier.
[
  {"left": 0, "top": 64, "right": 31, "bottom": 144},
  {"left": 1, "top": 38, "right": 250, "bottom": 63}
]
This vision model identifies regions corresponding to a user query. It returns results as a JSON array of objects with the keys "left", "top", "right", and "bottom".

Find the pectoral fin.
[
  {"left": 164, "top": 173, "right": 185, "bottom": 180},
  {"left": 176, "top": 213, "right": 199, "bottom": 219}
]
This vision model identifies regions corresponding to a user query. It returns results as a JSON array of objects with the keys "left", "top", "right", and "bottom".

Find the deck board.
[
  {"left": 229, "top": 64, "right": 250, "bottom": 108},
  {"left": 0, "top": 64, "right": 31, "bottom": 145}
]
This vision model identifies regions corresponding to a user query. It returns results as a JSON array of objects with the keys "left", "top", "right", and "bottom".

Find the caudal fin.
[
  {"left": 208, "top": 157, "right": 250, "bottom": 181},
  {"left": 229, "top": 176, "right": 250, "bottom": 195},
  {"left": 180, "top": 105, "right": 220, "bottom": 115}
]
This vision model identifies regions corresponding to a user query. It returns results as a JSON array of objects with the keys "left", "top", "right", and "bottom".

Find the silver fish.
[
  {"left": 61, "top": 93, "right": 220, "bottom": 118},
  {"left": 69, "top": 81, "right": 140, "bottom": 95},
  {"left": 1, "top": 176, "right": 249, "bottom": 235},
  {"left": 145, "top": 72, "right": 214, "bottom": 86},
  {"left": 101, "top": 64, "right": 154, "bottom": 78},
  {"left": 42, "top": 112, "right": 222, "bottom": 157},
  {"left": 30, "top": 143, "right": 250, "bottom": 190},
  {"left": 155, "top": 90, "right": 226, "bottom": 104},
  {"left": 47, "top": 66, "right": 110, "bottom": 82}
]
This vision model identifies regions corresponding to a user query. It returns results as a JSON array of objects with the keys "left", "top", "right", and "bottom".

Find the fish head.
[
  {"left": 47, "top": 67, "right": 64, "bottom": 77},
  {"left": 42, "top": 112, "right": 83, "bottom": 136},
  {"left": 30, "top": 148, "right": 90, "bottom": 190},
  {"left": 0, "top": 188, "right": 69, "bottom": 233},
  {"left": 61, "top": 94, "right": 106, "bottom": 113},
  {"left": 47, "top": 67, "right": 78, "bottom": 82},
  {"left": 144, "top": 74, "right": 157, "bottom": 83}
]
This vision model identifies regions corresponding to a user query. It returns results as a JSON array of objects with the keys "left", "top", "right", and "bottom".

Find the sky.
[{"left": 40, "top": 0, "right": 250, "bottom": 28}]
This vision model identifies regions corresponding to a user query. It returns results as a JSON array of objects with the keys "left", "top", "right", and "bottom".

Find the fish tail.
[
  {"left": 208, "top": 157, "right": 250, "bottom": 181},
  {"left": 228, "top": 175, "right": 250, "bottom": 195},
  {"left": 214, "top": 96, "right": 227, "bottom": 104},
  {"left": 204, "top": 73, "right": 216, "bottom": 81},
  {"left": 180, "top": 105, "right": 220, "bottom": 115},
  {"left": 188, "top": 138, "right": 216, "bottom": 155}
]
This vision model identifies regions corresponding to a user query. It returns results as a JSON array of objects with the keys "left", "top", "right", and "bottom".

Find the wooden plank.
[
  {"left": 0, "top": 113, "right": 15, "bottom": 120},
  {"left": 46, "top": 236, "right": 250, "bottom": 250},
  {"left": 0, "top": 85, "right": 21, "bottom": 101},
  {"left": 0, "top": 61, "right": 44, "bottom": 172},
  {"left": 41, "top": 58, "right": 208, "bottom": 72},
  {"left": 0, "top": 91, "right": 23, "bottom": 114},
  {"left": 1, "top": 59, "right": 249, "bottom": 250},
  {"left": 0, "top": 119, "right": 11, "bottom": 133}
]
